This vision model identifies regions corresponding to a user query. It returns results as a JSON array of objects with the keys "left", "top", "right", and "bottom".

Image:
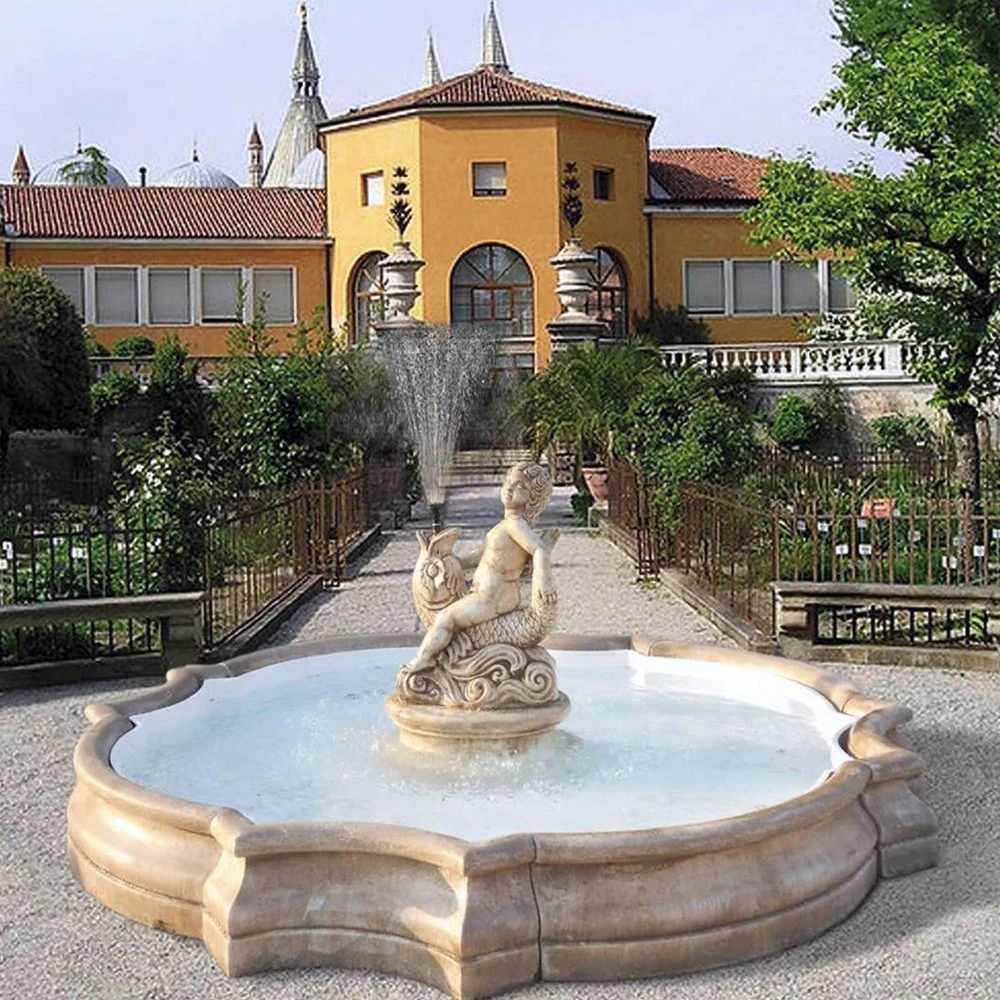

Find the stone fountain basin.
[{"left": 68, "top": 634, "right": 938, "bottom": 1000}]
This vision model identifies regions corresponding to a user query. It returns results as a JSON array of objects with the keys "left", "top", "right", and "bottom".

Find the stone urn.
[
  {"left": 380, "top": 241, "right": 426, "bottom": 324},
  {"left": 549, "top": 237, "right": 601, "bottom": 324}
]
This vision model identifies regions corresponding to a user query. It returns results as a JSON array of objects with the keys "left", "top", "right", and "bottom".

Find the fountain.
[
  {"left": 66, "top": 466, "right": 939, "bottom": 1000},
  {"left": 379, "top": 323, "right": 495, "bottom": 532}
]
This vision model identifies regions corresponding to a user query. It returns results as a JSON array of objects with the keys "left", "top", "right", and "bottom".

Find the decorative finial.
[
  {"left": 299, "top": 2, "right": 307, "bottom": 23},
  {"left": 192, "top": 138, "right": 199, "bottom": 163},
  {"left": 76, "top": 127, "right": 83, "bottom": 155}
]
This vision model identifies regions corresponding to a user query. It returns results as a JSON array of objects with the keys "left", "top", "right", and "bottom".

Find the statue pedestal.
[{"left": 385, "top": 692, "right": 571, "bottom": 748}]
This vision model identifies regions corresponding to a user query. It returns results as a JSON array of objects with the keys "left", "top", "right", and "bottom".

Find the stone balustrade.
[{"left": 661, "top": 340, "right": 921, "bottom": 387}]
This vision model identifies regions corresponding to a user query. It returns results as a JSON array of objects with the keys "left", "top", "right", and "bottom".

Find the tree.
[
  {"left": 632, "top": 301, "right": 711, "bottom": 346},
  {"left": 58, "top": 146, "right": 110, "bottom": 186},
  {"left": 0, "top": 269, "right": 91, "bottom": 452},
  {"left": 747, "top": 0, "right": 1000, "bottom": 499}
]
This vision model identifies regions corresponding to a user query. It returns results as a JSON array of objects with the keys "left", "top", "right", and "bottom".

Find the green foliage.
[
  {"left": 215, "top": 303, "right": 372, "bottom": 491},
  {"left": 707, "top": 367, "right": 756, "bottom": 411},
  {"left": 114, "top": 413, "right": 220, "bottom": 589},
  {"left": 570, "top": 489, "right": 595, "bottom": 525},
  {"left": 625, "top": 369, "right": 758, "bottom": 524},
  {"left": 83, "top": 329, "right": 110, "bottom": 357},
  {"left": 810, "top": 380, "right": 856, "bottom": 458},
  {"left": 0, "top": 267, "right": 90, "bottom": 434},
  {"left": 58, "top": 145, "right": 109, "bottom": 186},
  {"left": 770, "top": 395, "right": 821, "bottom": 449},
  {"left": 112, "top": 335, "right": 156, "bottom": 358},
  {"left": 561, "top": 162, "right": 584, "bottom": 235},
  {"left": 870, "top": 412, "right": 934, "bottom": 450},
  {"left": 147, "top": 334, "right": 213, "bottom": 445},
  {"left": 91, "top": 370, "right": 142, "bottom": 420},
  {"left": 632, "top": 301, "right": 710, "bottom": 346},
  {"left": 517, "top": 342, "right": 661, "bottom": 477},
  {"left": 746, "top": 0, "right": 1000, "bottom": 496}
]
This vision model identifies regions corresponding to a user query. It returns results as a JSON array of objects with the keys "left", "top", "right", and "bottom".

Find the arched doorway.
[
  {"left": 350, "top": 251, "right": 388, "bottom": 345},
  {"left": 586, "top": 247, "right": 628, "bottom": 338},
  {"left": 450, "top": 243, "right": 534, "bottom": 338},
  {"left": 450, "top": 244, "right": 534, "bottom": 448}
]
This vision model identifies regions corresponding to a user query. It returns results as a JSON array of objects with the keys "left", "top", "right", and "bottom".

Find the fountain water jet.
[{"left": 380, "top": 323, "right": 496, "bottom": 531}]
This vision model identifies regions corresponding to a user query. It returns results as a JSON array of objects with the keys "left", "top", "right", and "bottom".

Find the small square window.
[
  {"left": 473, "top": 162, "right": 507, "bottom": 197},
  {"left": 781, "top": 261, "right": 820, "bottom": 314},
  {"left": 362, "top": 172, "right": 384, "bottom": 207},
  {"left": 201, "top": 268, "right": 242, "bottom": 323},
  {"left": 94, "top": 268, "right": 139, "bottom": 325},
  {"left": 593, "top": 168, "right": 614, "bottom": 201},
  {"left": 148, "top": 268, "right": 192, "bottom": 325},
  {"left": 40, "top": 267, "right": 85, "bottom": 318},
  {"left": 733, "top": 261, "right": 773, "bottom": 314},
  {"left": 252, "top": 268, "right": 295, "bottom": 324},
  {"left": 828, "top": 261, "right": 858, "bottom": 312}
]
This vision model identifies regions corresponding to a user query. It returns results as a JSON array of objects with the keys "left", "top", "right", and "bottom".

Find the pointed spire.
[
  {"left": 480, "top": 1, "right": 510, "bottom": 74},
  {"left": 12, "top": 145, "right": 31, "bottom": 185},
  {"left": 293, "top": 2, "right": 321, "bottom": 98},
  {"left": 422, "top": 31, "right": 443, "bottom": 88},
  {"left": 248, "top": 122, "right": 264, "bottom": 188}
]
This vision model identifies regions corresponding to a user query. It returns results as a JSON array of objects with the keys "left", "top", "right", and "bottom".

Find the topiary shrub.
[
  {"left": 112, "top": 336, "right": 157, "bottom": 358},
  {"left": 770, "top": 394, "right": 820, "bottom": 449}
]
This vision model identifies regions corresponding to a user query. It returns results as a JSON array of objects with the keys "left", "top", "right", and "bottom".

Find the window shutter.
[
  {"left": 149, "top": 269, "right": 191, "bottom": 325},
  {"left": 733, "top": 261, "right": 773, "bottom": 314},
  {"left": 781, "top": 262, "right": 820, "bottom": 313},
  {"left": 685, "top": 261, "right": 725, "bottom": 313},
  {"left": 94, "top": 268, "right": 138, "bottom": 325},
  {"left": 201, "top": 268, "right": 242, "bottom": 322},
  {"left": 253, "top": 269, "right": 295, "bottom": 323}
]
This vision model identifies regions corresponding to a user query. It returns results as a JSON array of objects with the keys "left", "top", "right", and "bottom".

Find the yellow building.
[{"left": 1, "top": 4, "right": 854, "bottom": 363}]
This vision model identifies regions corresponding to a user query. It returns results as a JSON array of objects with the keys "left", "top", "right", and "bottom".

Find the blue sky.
[{"left": 2, "top": 0, "right": 904, "bottom": 186}]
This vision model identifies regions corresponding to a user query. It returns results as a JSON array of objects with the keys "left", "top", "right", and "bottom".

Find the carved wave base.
[
  {"left": 67, "top": 635, "right": 940, "bottom": 1000},
  {"left": 395, "top": 643, "right": 561, "bottom": 710}
]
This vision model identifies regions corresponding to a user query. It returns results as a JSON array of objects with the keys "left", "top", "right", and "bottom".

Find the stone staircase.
[{"left": 443, "top": 449, "right": 534, "bottom": 487}]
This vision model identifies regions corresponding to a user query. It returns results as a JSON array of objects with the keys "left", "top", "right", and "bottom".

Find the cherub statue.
[{"left": 397, "top": 462, "right": 561, "bottom": 710}]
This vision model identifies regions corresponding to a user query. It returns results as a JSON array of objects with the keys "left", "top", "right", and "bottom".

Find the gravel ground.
[{"left": 2, "top": 489, "right": 999, "bottom": 999}]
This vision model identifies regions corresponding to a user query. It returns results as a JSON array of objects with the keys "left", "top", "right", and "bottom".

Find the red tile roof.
[
  {"left": 327, "top": 67, "right": 654, "bottom": 126},
  {"left": 0, "top": 186, "right": 327, "bottom": 240},
  {"left": 649, "top": 148, "right": 770, "bottom": 203}
]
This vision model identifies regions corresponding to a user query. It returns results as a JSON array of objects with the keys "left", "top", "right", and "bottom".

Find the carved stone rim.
[{"left": 74, "top": 632, "right": 930, "bottom": 869}]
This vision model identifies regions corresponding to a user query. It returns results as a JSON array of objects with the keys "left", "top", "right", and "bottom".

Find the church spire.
[
  {"left": 422, "top": 31, "right": 443, "bottom": 88},
  {"left": 247, "top": 122, "right": 264, "bottom": 188},
  {"left": 12, "top": 145, "right": 31, "bottom": 185},
  {"left": 293, "top": 3, "right": 321, "bottom": 99},
  {"left": 480, "top": 1, "right": 510, "bottom": 74}
]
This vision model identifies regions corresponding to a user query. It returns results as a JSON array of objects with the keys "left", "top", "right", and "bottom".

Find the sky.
[{"left": 1, "top": 0, "right": 906, "bottom": 186}]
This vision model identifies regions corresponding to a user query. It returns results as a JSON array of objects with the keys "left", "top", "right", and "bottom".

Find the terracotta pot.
[{"left": 581, "top": 465, "right": 609, "bottom": 502}]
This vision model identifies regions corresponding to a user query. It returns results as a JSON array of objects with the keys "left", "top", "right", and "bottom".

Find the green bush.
[
  {"left": 870, "top": 413, "right": 933, "bottom": 450},
  {"left": 91, "top": 370, "right": 142, "bottom": 419},
  {"left": 112, "top": 336, "right": 157, "bottom": 358},
  {"left": 0, "top": 267, "right": 91, "bottom": 433},
  {"left": 570, "top": 490, "right": 595, "bottom": 524},
  {"left": 632, "top": 301, "right": 711, "bottom": 346},
  {"left": 147, "top": 334, "right": 213, "bottom": 445},
  {"left": 771, "top": 394, "right": 820, "bottom": 449}
]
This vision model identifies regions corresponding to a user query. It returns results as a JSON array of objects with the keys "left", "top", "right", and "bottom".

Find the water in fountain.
[{"left": 380, "top": 324, "right": 496, "bottom": 508}]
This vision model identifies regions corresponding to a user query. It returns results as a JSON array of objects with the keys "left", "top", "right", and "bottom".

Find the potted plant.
[
  {"left": 516, "top": 341, "right": 660, "bottom": 499},
  {"left": 380, "top": 166, "right": 425, "bottom": 324},
  {"left": 549, "top": 162, "right": 599, "bottom": 324}
]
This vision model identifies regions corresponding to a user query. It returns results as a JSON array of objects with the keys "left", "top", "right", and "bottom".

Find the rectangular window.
[
  {"left": 94, "top": 268, "right": 138, "bottom": 325},
  {"left": 473, "top": 162, "right": 507, "bottom": 197},
  {"left": 733, "top": 261, "right": 773, "bottom": 314},
  {"left": 685, "top": 261, "right": 725, "bottom": 314},
  {"left": 593, "top": 168, "right": 614, "bottom": 201},
  {"left": 201, "top": 267, "right": 242, "bottom": 323},
  {"left": 827, "top": 261, "right": 858, "bottom": 312},
  {"left": 781, "top": 261, "right": 820, "bottom": 313},
  {"left": 40, "top": 267, "right": 85, "bottom": 318},
  {"left": 252, "top": 268, "right": 295, "bottom": 323},
  {"left": 362, "top": 172, "right": 384, "bottom": 206},
  {"left": 148, "top": 268, "right": 192, "bottom": 325}
]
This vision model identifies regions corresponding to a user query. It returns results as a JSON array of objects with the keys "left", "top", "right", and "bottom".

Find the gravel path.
[{"left": 2, "top": 490, "right": 998, "bottom": 999}]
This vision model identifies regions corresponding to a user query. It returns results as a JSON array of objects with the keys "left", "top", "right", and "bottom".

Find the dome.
[
  {"left": 153, "top": 159, "right": 239, "bottom": 189},
  {"left": 288, "top": 148, "right": 325, "bottom": 188},
  {"left": 33, "top": 152, "right": 129, "bottom": 187}
]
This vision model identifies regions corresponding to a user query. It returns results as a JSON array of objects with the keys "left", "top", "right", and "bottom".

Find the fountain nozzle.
[{"left": 430, "top": 502, "right": 445, "bottom": 535}]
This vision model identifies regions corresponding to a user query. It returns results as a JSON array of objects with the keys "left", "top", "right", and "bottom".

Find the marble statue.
[{"left": 396, "top": 462, "right": 561, "bottom": 710}]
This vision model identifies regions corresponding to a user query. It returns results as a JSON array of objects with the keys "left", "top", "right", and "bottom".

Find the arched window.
[
  {"left": 586, "top": 247, "right": 628, "bottom": 338},
  {"left": 351, "top": 251, "right": 388, "bottom": 345},
  {"left": 450, "top": 244, "right": 534, "bottom": 338}
]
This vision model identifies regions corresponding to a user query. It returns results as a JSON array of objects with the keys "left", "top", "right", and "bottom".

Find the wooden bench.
[{"left": 0, "top": 592, "right": 205, "bottom": 688}]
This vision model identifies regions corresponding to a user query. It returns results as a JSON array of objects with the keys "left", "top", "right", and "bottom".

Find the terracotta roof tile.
[
  {"left": 327, "top": 67, "right": 654, "bottom": 126},
  {"left": 0, "top": 185, "right": 326, "bottom": 240},
  {"left": 649, "top": 148, "right": 769, "bottom": 203}
]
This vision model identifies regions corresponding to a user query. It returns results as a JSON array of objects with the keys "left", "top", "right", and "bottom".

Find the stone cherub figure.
[{"left": 396, "top": 462, "right": 561, "bottom": 710}]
